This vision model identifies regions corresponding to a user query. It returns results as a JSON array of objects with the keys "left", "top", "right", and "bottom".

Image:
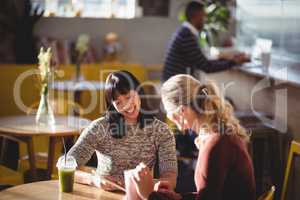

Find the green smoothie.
[{"left": 58, "top": 168, "right": 75, "bottom": 193}]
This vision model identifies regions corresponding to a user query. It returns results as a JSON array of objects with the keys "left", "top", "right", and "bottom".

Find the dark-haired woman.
[{"left": 68, "top": 70, "right": 177, "bottom": 190}]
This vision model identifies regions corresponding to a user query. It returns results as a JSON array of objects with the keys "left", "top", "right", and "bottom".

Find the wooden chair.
[
  {"left": 258, "top": 186, "right": 275, "bottom": 200},
  {"left": 281, "top": 140, "right": 300, "bottom": 200},
  {"left": 0, "top": 114, "right": 24, "bottom": 183},
  {"left": 0, "top": 165, "right": 23, "bottom": 186}
]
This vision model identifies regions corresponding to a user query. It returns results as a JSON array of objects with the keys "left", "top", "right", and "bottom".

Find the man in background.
[{"left": 162, "top": 1, "right": 249, "bottom": 82}]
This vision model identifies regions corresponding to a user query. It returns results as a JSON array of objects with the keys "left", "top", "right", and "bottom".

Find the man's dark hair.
[{"left": 185, "top": 1, "right": 204, "bottom": 22}]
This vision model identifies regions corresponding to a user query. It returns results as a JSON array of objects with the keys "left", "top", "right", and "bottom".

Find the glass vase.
[
  {"left": 35, "top": 92, "right": 55, "bottom": 126},
  {"left": 74, "top": 62, "right": 84, "bottom": 82}
]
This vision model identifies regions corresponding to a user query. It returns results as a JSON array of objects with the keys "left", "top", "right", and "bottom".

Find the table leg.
[
  {"left": 47, "top": 137, "right": 57, "bottom": 180},
  {"left": 26, "top": 137, "right": 37, "bottom": 181},
  {"left": 0, "top": 137, "right": 7, "bottom": 164}
]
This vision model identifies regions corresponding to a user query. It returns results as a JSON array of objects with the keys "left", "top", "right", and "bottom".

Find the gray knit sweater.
[{"left": 68, "top": 117, "right": 177, "bottom": 184}]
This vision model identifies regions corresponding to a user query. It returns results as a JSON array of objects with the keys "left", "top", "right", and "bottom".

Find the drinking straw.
[{"left": 62, "top": 137, "right": 67, "bottom": 166}]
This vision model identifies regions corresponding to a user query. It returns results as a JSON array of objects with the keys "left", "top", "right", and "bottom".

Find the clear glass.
[
  {"left": 35, "top": 92, "right": 55, "bottom": 126},
  {"left": 57, "top": 155, "right": 77, "bottom": 193}
]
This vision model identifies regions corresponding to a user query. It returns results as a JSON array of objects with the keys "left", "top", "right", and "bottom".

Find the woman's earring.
[
  {"left": 179, "top": 106, "right": 185, "bottom": 127},
  {"left": 194, "top": 136, "right": 201, "bottom": 150},
  {"left": 179, "top": 106, "right": 184, "bottom": 115}
]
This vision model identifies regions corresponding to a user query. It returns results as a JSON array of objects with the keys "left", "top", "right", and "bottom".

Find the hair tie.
[{"left": 202, "top": 88, "right": 208, "bottom": 96}]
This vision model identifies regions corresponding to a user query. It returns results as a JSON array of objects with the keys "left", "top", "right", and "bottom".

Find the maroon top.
[{"left": 150, "top": 134, "right": 256, "bottom": 200}]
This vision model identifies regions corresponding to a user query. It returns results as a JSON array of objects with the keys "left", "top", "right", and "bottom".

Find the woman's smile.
[{"left": 124, "top": 105, "right": 137, "bottom": 115}]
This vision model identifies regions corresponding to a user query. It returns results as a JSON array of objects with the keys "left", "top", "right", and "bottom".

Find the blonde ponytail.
[{"left": 161, "top": 74, "right": 249, "bottom": 142}]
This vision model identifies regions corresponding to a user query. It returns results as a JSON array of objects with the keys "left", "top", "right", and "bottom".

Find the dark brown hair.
[
  {"left": 104, "top": 70, "right": 154, "bottom": 138},
  {"left": 185, "top": 1, "right": 204, "bottom": 22}
]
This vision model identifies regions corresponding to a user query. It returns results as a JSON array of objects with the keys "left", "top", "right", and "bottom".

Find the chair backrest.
[
  {"left": 0, "top": 164, "right": 23, "bottom": 186},
  {"left": 281, "top": 140, "right": 300, "bottom": 200},
  {"left": 0, "top": 65, "right": 40, "bottom": 117},
  {"left": 258, "top": 186, "right": 275, "bottom": 200}
]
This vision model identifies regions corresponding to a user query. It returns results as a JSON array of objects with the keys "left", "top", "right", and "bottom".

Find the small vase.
[
  {"left": 35, "top": 92, "right": 55, "bottom": 126},
  {"left": 75, "top": 62, "right": 84, "bottom": 82},
  {"left": 75, "top": 62, "right": 80, "bottom": 82}
]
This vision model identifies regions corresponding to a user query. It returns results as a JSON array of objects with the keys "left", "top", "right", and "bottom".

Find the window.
[
  {"left": 31, "top": 0, "right": 137, "bottom": 18},
  {"left": 236, "top": 0, "right": 300, "bottom": 64}
]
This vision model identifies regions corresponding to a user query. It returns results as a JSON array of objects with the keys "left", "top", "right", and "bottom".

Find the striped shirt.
[
  {"left": 162, "top": 25, "right": 235, "bottom": 82},
  {"left": 68, "top": 117, "right": 177, "bottom": 185}
]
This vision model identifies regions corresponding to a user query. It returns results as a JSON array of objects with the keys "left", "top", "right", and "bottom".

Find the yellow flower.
[{"left": 38, "top": 47, "right": 52, "bottom": 82}]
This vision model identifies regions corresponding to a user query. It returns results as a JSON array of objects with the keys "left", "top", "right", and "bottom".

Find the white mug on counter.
[
  {"left": 261, "top": 52, "right": 271, "bottom": 72},
  {"left": 252, "top": 37, "right": 273, "bottom": 73}
]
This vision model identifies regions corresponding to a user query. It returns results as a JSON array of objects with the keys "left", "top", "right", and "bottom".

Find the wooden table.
[
  {"left": 0, "top": 180, "right": 124, "bottom": 200},
  {"left": 0, "top": 115, "right": 91, "bottom": 180}
]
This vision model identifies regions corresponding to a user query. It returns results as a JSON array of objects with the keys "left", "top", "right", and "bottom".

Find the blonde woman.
[{"left": 132, "top": 74, "right": 255, "bottom": 200}]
